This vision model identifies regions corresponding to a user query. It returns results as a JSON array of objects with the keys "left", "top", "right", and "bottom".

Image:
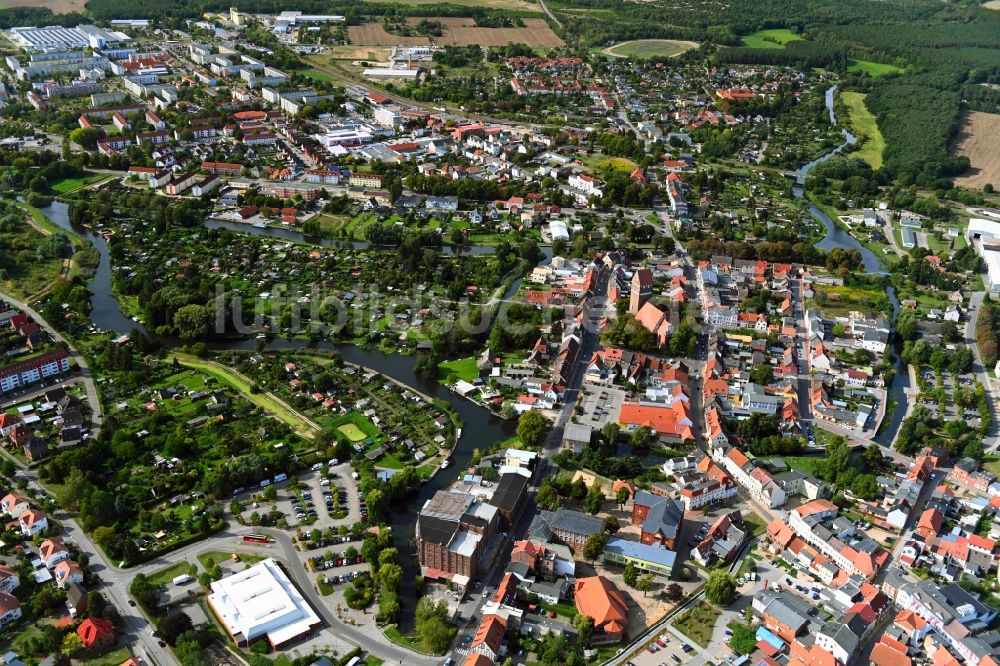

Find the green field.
[
  {"left": 145, "top": 561, "right": 199, "bottom": 587},
  {"left": 841, "top": 92, "right": 885, "bottom": 169},
  {"left": 437, "top": 356, "right": 480, "bottom": 383},
  {"left": 170, "top": 354, "right": 318, "bottom": 437},
  {"left": 740, "top": 28, "right": 804, "bottom": 49},
  {"left": 338, "top": 422, "right": 368, "bottom": 442},
  {"left": 50, "top": 171, "right": 106, "bottom": 194},
  {"left": 301, "top": 69, "right": 335, "bottom": 82},
  {"left": 674, "top": 601, "right": 722, "bottom": 648},
  {"left": 603, "top": 39, "right": 697, "bottom": 59},
  {"left": 848, "top": 59, "right": 904, "bottom": 77},
  {"left": 326, "top": 411, "right": 382, "bottom": 446}
]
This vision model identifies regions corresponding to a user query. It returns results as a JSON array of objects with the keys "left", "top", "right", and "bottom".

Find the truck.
[{"left": 172, "top": 574, "right": 193, "bottom": 585}]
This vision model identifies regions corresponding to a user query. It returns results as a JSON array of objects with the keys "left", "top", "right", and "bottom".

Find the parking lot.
[
  {"left": 233, "top": 462, "right": 366, "bottom": 532},
  {"left": 576, "top": 384, "right": 627, "bottom": 431}
]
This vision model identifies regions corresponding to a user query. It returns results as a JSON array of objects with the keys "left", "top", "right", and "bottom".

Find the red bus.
[{"left": 242, "top": 533, "right": 269, "bottom": 544}]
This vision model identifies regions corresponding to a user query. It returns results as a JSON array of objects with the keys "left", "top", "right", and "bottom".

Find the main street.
[{"left": 964, "top": 291, "right": 999, "bottom": 451}]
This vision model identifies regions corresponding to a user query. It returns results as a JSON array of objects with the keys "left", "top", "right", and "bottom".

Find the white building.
[
  {"left": 969, "top": 218, "right": 1000, "bottom": 291},
  {"left": 373, "top": 105, "right": 401, "bottom": 129},
  {"left": 208, "top": 558, "right": 322, "bottom": 648}
]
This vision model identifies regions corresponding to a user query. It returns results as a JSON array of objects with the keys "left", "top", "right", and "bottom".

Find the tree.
[
  {"left": 516, "top": 410, "right": 551, "bottom": 449},
  {"left": 158, "top": 612, "right": 194, "bottom": 646},
  {"left": 616, "top": 486, "right": 630, "bottom": 509},
  {"left": 262, "top": 484, "right": 277, "bottom": 501},
  {"left": 173, "top": 304, "right": 210, "bottom": 340},
  {"left": 415, "top": 598, "right": 455, "bottom": 654},
  {"left": 623, "top": 561, "right": 638, "bottom": 588},
  {"left": 85, "top": 593, "right": 107, "bottom": 619},
  {"left": 69, "top": 127, "right": 103, "bottom": 149},
  {"left": 584, "top": 482, "right": 604, "bottom": 515},
  {"left": 603, "top": 515, "right": 620, "bottom": 534},
  {"left": 749, "top": 364, "right": 774, "bottom": 386},
  {"left": 198, "top": 572, "right": 212, "bottom": 588},
  {"left": 705, "top": 570, "right": 737, "bottom": 606},
  {"left": 60, "top": 633, "right": 83, "bottom": 657},
  {"left": 582, "top": 532, "right": 608, "bottom": 563},
  {"left": 536, "top": 482, "right": 560, "bottom": 510},
  {"left": 574, "top": 614, "right": 594, "bottom": 646},
  {"left": 666, "top": 582, "right": 684, "bottom": 602},
  {"left": 636, "top": 574, "right": 655, "bottom": 597}
]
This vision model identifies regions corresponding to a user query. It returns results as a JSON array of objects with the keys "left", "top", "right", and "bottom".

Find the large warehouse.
[
  {"left": 967, "top": 218, "right": 1000, "bottom": 291},
  {"left": 207, "top": 558, "right": 321, "bottom": 648}
]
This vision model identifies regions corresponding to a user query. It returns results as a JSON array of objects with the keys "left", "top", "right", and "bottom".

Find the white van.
[
  {"left": 259, "top": 479, "right": 271, "bottom": 488},
  {"left": 273, "top": 473, "right": 288, "bottom": 483}
]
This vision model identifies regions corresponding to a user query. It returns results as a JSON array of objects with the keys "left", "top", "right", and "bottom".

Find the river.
[
  {"left": 794, "top": 86, "right": 910, "bottom": 446},
  {"left": 41, "top": 86, "right": 907, "bottom": 622},
  {"left": 39, "top": 200, "right": 516, "bottom": 629}
]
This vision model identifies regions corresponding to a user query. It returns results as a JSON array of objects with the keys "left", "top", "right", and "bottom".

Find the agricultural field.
[
  {"left": 365, "top": 0, "right": 541, "bottom": 10},
  {"left": 847, "top": 59, "right": 904, "bottom": 77},
  {"left": 602, "top": 39, "right": 698, "bottom": 59},
  {"left": 841, "top": 92, "right": 885, "bottom": 169},
  {"left": 984, "top": 0, "right": 1000, "bottom": 8},
  {"left": 348, "top": 17, "right": 563, "bottom": 47},
  {"left": 739, "top": 28, "right": 804, "bottom": 49},
  {"left": 0, "top": 0, "right": 86, "bottom": 11},
  {"left": 952, "top": 111, "right": 1000, "bottom": 190}
]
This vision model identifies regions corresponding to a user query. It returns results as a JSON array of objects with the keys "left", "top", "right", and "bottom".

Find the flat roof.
[
  {"left": 605, "top": 537, "right": 676, "bottom": 568},
  {"left": 208, "top": 558, "right": 320, "bottom": 646}
]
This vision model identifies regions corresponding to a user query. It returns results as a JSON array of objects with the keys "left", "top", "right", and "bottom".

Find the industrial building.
[{"left": 207, "top": 558, "right": 321, "bottom": 648}]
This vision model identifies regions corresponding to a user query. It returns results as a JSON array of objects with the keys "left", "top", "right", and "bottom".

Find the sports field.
[
  {"left": 841, "top": 92, "right": 885, "bottom": 169},
  {"left": 602, "top": 39, "right": 698, "bottom": 59},
  {"left": 338, "top": 423, "right": 368, "bottom": 442},
  {"left": 740, "top": 28, "right": 804, "bottom": 49}
]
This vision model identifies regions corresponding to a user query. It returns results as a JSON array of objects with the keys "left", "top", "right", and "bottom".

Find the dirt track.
[{"left": 952, "top": 111, "right": 1000, "bottom": 189}]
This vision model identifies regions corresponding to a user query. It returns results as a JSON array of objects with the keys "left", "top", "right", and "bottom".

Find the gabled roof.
[
  {"left": 77, "top": 617, "right": 114, "bottom": 647},
  {"left": 575, "top": 576, "right": 628, "bottom": 634},
  {"left": 471, "top": 614, "right": 506, "bottom": 654}
]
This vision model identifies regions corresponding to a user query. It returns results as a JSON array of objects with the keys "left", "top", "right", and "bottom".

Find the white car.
[{"left": 320, "top": 479, "right": 331, "bottom": 486}]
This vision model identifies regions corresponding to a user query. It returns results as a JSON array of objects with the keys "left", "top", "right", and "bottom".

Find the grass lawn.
[
  {"left": 81, "top": 647, "right": 134, "bottom": 666},
  {"left": 301, "top": 68, "right": 335, "bottom": 82},
  {"left": 741, "top": 511, "right": 768, "bottom": 537},
  {"left": 984, "top": 455, "right": 1000, "bottom": 478},
  {"left": 364, "top": 657, "right": 385, "bottom": 666},
  {"left": 578, "top": 153, "right": 638, "bottom": 174},
  {"left": 782, "top": 456, "right": 827, "bottom": 478},
  {"left": 50, "top": 171, "right": 105, "bottom": 194},
  {"left": 841, "top": 92, "right": 885, "bottom": 169},
  {"left": 197, "top": 551, "right": 265, "bottom": 569},
  {"left": 740, "top": 28, "right": 803, "bottom": 49},
  {"left": 146, "top": 560, "right": 198, "bottom": 587},
  {"left": 170, "top": 353, "right": 317, "bottom": 438},
  {"left": 438, "top": 356, "right": 480, "bottom": 383},
  {"left": 384, "top": 625, "right": 434, "bottom": 655},
  {"left": 546, "top": 601, "right": 578, "bottom": 618},
  {"left": 338, "top": 422, "right": 368, "bottom": 442},
  {"left": 674, "top": 601, "right": 721, "bottom": 648},
  {"left": 327, "top": 411, "right": 382, "bottom": 442},
  {"left": 847, "top": 59, "right": 904, "bottom": 77}
]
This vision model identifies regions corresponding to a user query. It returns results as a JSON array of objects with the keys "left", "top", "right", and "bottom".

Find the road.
[
  {"left": 536, "top": 0, "right": 563, "bottom": 30},
  {"left": 964, "top": 291, "right": 999, "bottom": 450},
  {"left": 0, "top": 289, "right": 103, "bottom": 440},
  {"left": 541, "top": 268, "right": 611, "bottom": 458}
]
